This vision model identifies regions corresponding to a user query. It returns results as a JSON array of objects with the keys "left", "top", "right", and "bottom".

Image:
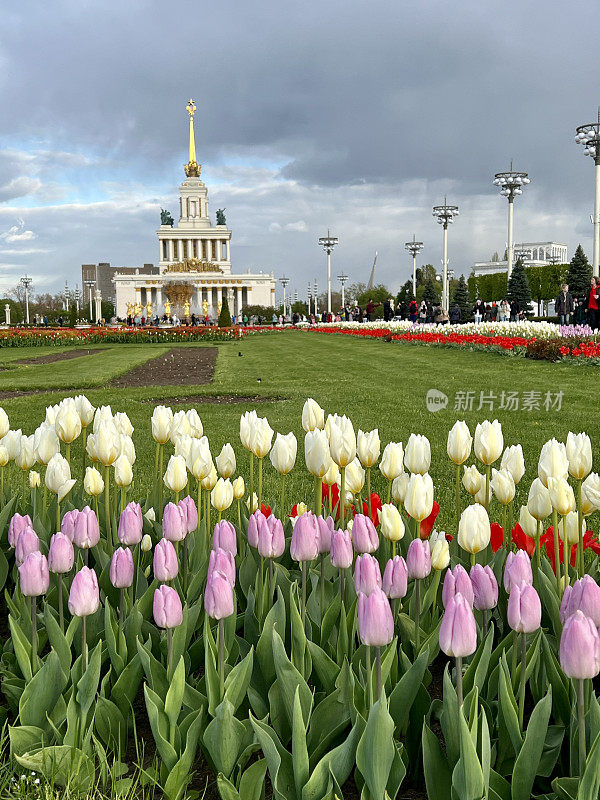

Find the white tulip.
[
  {"left": 270, "top": 432, "right": 297, "bottom": 475},
  {"left": 3, "top": 430, "right": 22, "bottom": 461},
  {"left": 0, "top": 445, "right": 9, "bottom": 467},
  {"left": 519, "top": 505, "right": 538, "bottom": 538},
  {"left": 216, "top": 443, "right": 237, "bottom": 478},
  {"left": 114, "top": 454, "right": 133, "bottom": 488},
  {"left": 86, "top": 433, "right": 98, "bottom": 462},
  {"left": 457, "top": 503, "right": 491, "bottom": 554},
  {"left": 29, "top": 470, "right": 40, "bottom": 489},
  {"left": 325, "top": 413, "right": 344, "bottom": 441},
  {"left": 357, "top": 429, "right": 380, "bottom": 468},
  {"left": 232, "top": 476, "right": 245, "bottom": 499},
  {"left": 538, "top": 439, "right": 568, "bottom": 487},
  {"left": 114, "top": 412, "right": 134, "bottom": 438},
  {"left": 74, "top": 395, "right": 95, "bottom": 427},
  {"left": 173, "top": 431, "right": 191, "bottom": 462},
  {"left": 561, "top": 510, "right": 584, "bottom": 546},
  {"left": 501, "top": 444, "right": 525, "bottom": 484},
  {"left": 141, "top": 533, "right": 152, "bottom": 552},
  {"left": 527, "top": 477, "right": 552, "bottom": 521},
  {"left": 211, "top": 477, "right": 234, "bottom": 511},
  {"left": 430, "top": 535, "right": 450, "bottom": 570},
  {"left": 490, "top": 467, "right": 515, "bottom": 505},
  {"left": 246, "top": 492, "right": 259, "bottom": 513},
  {"left": 566, "top": 432, "right": 593, "bottom": 481},
  {"left": 582, "top": 473, "right": 600, "bottom": 516},
  {"left": 84, "top": 466, "right": 104, "bottom": 496},
  {"left": 462, "top": 464, "right": 483, "bottom": 496},
  {"left": 93, "top": 405, "right": 114, "bottom": 434},
  {"left": 474, "top": 482, "right": 491, "bottom": 507},
  {"left": 547, "top": 475, "right": 576, "bottom": 517},
  {"left": 163, "top": 454, "right": 188, "bottom": 493},
  {"left": 186, "top": 408, "right": 203, "bottom": 438},
  {"left": 380, "top": 503, "right": 404, "bottom": 542},
  {"left": 474, "top": 420, "right": 503, "bottom": 465},
  {"left": 55, "top": 400, "right": 82, "bottom": 445},
  {"left": 447, "top": 421, "right": 472, "bottom": 465},
  {"left": 343, "top": 458, "right": 365, "bottom": 495},
  {"left": 16, "top": 435, "right": 36, "bottom": 471},
  {"left": 120, "top": 434, "right": 136, "bottom": 465},
  {"left": 45, "top": 405, "right": 60, "bottom": 426},
  {"left": 380, "top": 442, "right": 404, "bottom": 482},
  {"left": 151, "top": 405, "right": 173, "bottom": 445},
  {"left": 392, "top": 472, "right": 409, "bottom": 503},
  {"left": 45, "top": 453, "right": 76, "bottom": 501},
  {"left": 95, "top": 423, "right": 120, "bottom": 466},
  {"left": 305, "top": 429, "right": 332, "bottom": 478},
  {"left": 240, "top": 410, "right": 258, "bottom": 450},
  {"left": 144, "top": 507, "right": 156, "bottom": 522},
  {"left": 0, "top": 407, "right": 9, "bottom": 439},
  {"left": 329, "top": 416, "right": 356, "bottom": 468},
  {"left": 404, "top": 472, "right": 434, "bottom": 521},
  {"left": 201, "top": 465, "right": 218, "bottom": 491},
  {"left": 250, "top": 417, "right": 274, "bottom": 459},
  {"left": 34, "top": 423, "right": 60, "bottom": 466},
  {"left": 404, "top": 433, "right": 431, "bottom": 475},
  {"left": 302, "top": 398, "right": 325, "bottom": 432},
  {"left": 190, "top": 437, "right": 212, "bottom": 480},
  {"left": 170, "top": 410, "right": 191, "bottom": 444},
  {"left": 323, "top": 460, "right": 340, "bottom": 486}
]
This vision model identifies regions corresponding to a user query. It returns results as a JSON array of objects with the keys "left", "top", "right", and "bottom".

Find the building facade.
[
  {"left": 81, "top": 263, "right": 158, "bottom": 305},
  {"left": 473, "top": 241, "right": 568, "bottom": 276},
  {"left": 113, "top": 100, "right": 276, "bottom": 319}
]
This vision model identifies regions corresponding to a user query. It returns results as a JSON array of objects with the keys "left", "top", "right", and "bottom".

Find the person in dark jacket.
[
  {"left": 509, "top": 299, "right": 519, "bottom": 322},
  {"left": 449, "top": 303, "right": 461, "bottom": 324},
  {"left": 555, "top": 284, "right": 574, "bottom": 325}
]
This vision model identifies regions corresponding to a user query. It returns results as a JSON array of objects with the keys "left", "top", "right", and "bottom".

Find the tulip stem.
[
  {"left": 58, "top": 573, "right": 64, "bottom": 633},
  {"left": 0, "top": 464, "right": 4, "bottom": 507},
  {"left": 414, "top": 578, "right": 421, "bottom": 654},
  {"left": 365, "top": 645, "right": 372, "bottom": 708},
  {"left": 31, "top": 597, "right": 37, "bottom": 675},
  {"left": 236, "top": 498, "right": 242, "bottom": 551},
  {"left": 386, "top": 479, "right": 392, "bottom": 505},
  {"left": 258, "top": 457, "right": 263, "bottom": 510},
  {"left": 319, "top": 554, "right": 325, "bottom": 617},
  {"left": 249, "top": 452, "right": 254, "bottom": 512},
  {"left": 182, "top": 537, "right": 188, "bottom": 597},
  {"left": 21, "top": 469, "right": 26, "bottom": 503},
  {"left": 301, "top": 561, "right": 307, "bottom": 629},
  {"left": 366, "top": 467, "right": 371, "bottom": 507},
  {"left": 218, "top": 618, "right": 225, "bottom": 702},
  {"left": 577, "top": 678, "right": 586, "bottom": 776},
  {"left": 167, "top": 627, "right": 173, "bottom": 680},
  {"left": 552, "top": 509, "right": 561, "bottom": 593},
  {"left": 82, "top": 615, "right": 88, "bottom": 672},
  {"left": 158, "top": 444, "right": 164, "bottom": 519},
  {"left": 482, "top": 609, "right": 488, "bottom": 640},
  {"left": 563, "top": 517, "right": 570, "bottom": 590},
  {"left": 456, "top": 655, "right": 463, "bottom": 708},
  {"left": 432, "top": 569, "right": 441, "bottom": 613},
  {"left": 511, "top": 629, "right": 518, "bottom": 677},
  {"left": 502, "top": 506, "right": 508, "bottom": 547},
  {"left": 313, "top": 475, "right": 321, "bottom": 517},
  {"left": 519, "top": 632, "right": 527, "bottom": 729},
  {"left": 120, "top": 587, "right": 125, "bottom": 627},
  {"left": 104, "top": 465, "right": 112, "bottom": 545},
  {"left": 455, "top": 464, "right": 461, "bottom": 533},
  {"left": 56, "top": 499, "right": 60, "bottom": 532},
  {"left": 268, "top": 558, "right": 275, "bottom": 604},
  {"left": 120, "top": 487, "right": 126, "bottom": 514},
  {"left": 577, "top": 479, "right": 584, "bottom": 577},
  {"left": 280, "top": 473, "right": 286, "bottom": 518},
  {"left": 485, "top": 466, "right": 491, "bottom": 511},
  {"left": 340, "top": 467, "right": 346, "bottom": 527},
  {"left": 535, "top": 520, "right": 541, "bottom": 574},
  {"left": 340, "top": 567, "right": 345, "bottom": 604},
  {"left": 375, "top": 646, "right": 382, "bottom": 700},
  {"left": 82, "top": 427, "right": 87, "bottom": 476}
]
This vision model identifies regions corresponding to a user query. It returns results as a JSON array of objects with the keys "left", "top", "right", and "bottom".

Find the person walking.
[
  {"left": 473, "top": 299, "right": 484, "bottom": 323},
  {"left": 449, "top": 303, "right": 461, "bottom": 324},
  {"left": 408, "top": 299, "right": 418, "bottom": 323},
  {"left": 509, "top": 298, "right": 520, "bottom": 322},
  {"left": 555, "top": 283, "right": 574, "bottom": 326},
  {"left": 587, "top": 277, "right": 599, "bottom": 330}
]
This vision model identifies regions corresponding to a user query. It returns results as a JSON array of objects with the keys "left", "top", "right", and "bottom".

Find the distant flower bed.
[{"left": 0, "top": 325, "right": 278, "bottom": 347}]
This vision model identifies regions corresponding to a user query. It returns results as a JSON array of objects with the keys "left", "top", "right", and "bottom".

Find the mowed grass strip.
[{"left": 0, "top": 331, "right": 596, "bottom": 532}]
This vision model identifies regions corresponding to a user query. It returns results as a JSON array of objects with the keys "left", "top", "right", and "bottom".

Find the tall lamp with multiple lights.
[
  {"left": 318, "top": 230, "right": 338, "bottom": 314},
  {"left": 279, "top": 276, "right": 289, "bottom": 317},
  {"left": 84, "top": 279, "right": 96, "bottom": 322},
  {"left": 313, "top": 280, "right": 318, "bottom": 316},
  {"left": 405, "top": 235, "right": 424, "bottom": 297},
  {"left": 575, "top": 109, "right": 600, "bottom": 277},
  {"left": 432, "top": 199, "right": 459, "bottom": 310},
  {"left": 74, "top": 286, "right": 81, "bottom": 315},
  {"left": 20, "top": 276, "right": 32, "bottom": 324},
  {"left": 338, "top": 272, "right": 348, "bottom": 309},
  {"left": 493, "top": 162, "right": 530, "bottom": 279}
]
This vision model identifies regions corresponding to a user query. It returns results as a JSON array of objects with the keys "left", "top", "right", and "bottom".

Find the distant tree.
[
  {"left": 566, "top": 244, "right": 592, "bottom": 297},
  {"left": 422, "top": 277, "right": 440, "bottom": 305},
  {"left": 506, "top": 258, "right": 532, "bottom": 313},
  {"left": 451, "top": 275, "right": 472, "bottom": 322},
  {"left": 101, "top": 301, "right": 115, "bottom": 321},
  {"left": 468, "top": 272, "right": 507, "bottom": 303},
  {"left": 0, "top": 297, "right": 23, "bottom": 323},
  {"left": 218, "top": 296, "right": 232, "bottom": 327},
  {"left": 240, "top": 305, "right": 275, "bottom": 320},
  {"left": 356, "top": 284, "right": 390, "bottom": 309},
  {"left": 345, "top": 282, "right": 367, "bottom": 305},
  {"left": 396, "top": 280, "right": 414, "bottom": 306},
  {"left": 526, "top": 263, "right": 568, "bottom": 315}
]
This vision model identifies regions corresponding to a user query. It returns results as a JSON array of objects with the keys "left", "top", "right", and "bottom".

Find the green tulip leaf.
[
  {"left": 422, "top": 723, "right": 452, "bottom": 800},
  {"left": 224, "top": 646, "right": 254, "bottom": 712},
  {"left": 94, "top": 696, "right": 127, "bottom": 754},
  {"left": 250, "top": 713, "right": 296, "bottom": 800},
  {"left": 19, "top": 649, "right": 67, "bottom": 730},
  {"left": 272, "top": 629, "right": 313, "bottom": 731},
  {"left": 452, "top": 710, "right": 485, "bottom": 800},
  {"left": 8, "top": 725, "right": 46, "bottom": 757},
  {"left": 163, "top": 708, "right": 204, "bottom": 800},
  {"left": 511, "top": 687, "right": 552, "bottom": 800},
  {"left": 303, "top": 717, "right": 364, "bottom": 800},
  {"left": 356, "top": 695, "right": 395, "bottom": 800},
  {"left": 388, "top": 647, "right": 429, "bottom": 735},
  {"left": 204, "top": 698, "right": 249, "bottom": 780},
  {"left": 16, "top": 746, "right": 94, "bottom": 793},
  {"left": 164, "top": 656, "right": 186, "bottom": 733}
]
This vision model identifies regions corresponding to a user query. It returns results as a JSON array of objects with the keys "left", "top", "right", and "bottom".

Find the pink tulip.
[
  {"left": 204, "top": 569, "right": 235, "bottom": 620},
  {"left": 179, "top": 496, "right": 198, "bottom": 533},
  {"left": 208, "top": 547, "right": 236, "bottom": 586},
  {"left": 73, "top": 506, "right": 100, "bottom": 550},
  {"left": 110, "top": 547, "right": 135, "bottom": 589},
  {"left": 406, "top": 538, "right": 431, "bottom": 579},
  {"left": 60, "top": 509, "right": 79, "bottom": 542},
  {"left": 247, "top": 510, "right": 264, "bottom": 548},
  {"left": 560, "top": 575, "right": 600, "bottom": 627},
  {"left": 507, "top": 582, "right": 541, "bottom": 633},
  {"left": 354, "top": 553, "right": 382, "bottom": 596},
  {"left": 470, "top": 564, "right": 498, "bottom": 611},
  {"left": 439, "top": 593, "right": 477, "bottom": 657},
  {"left": 8, "top": 513, "right": 33, "bottom": 547},
  {"left": 19, "top": 551, "right": 49, "bottom": 597},
  {"left": 357, "top": 588, "right": 394, "bottom": 647},
  {"left": 317, "top": 515, "right": 335, "bottom": 554},
  {"left": 15, "top": 527, "right": 40, "bottom": 566},
  {"left": 68, "top": 566, "right": 100, "bottom": 617},
  {"left": 153, "top": 538, "right": 179, "bottom": 582},
  {"left": 442, "top": 564, "right": 474, "bottom": 608},
  {"left": 330, "top": 529, "right": 353, "bottom": 569},
  {"left": 560, "top": 610, "right": 600, "bottom": 679},
  {"left": 258, "top": 516, "right": 285, "bottom": 558},
  {"left": 290, "top": 511, "right": 319, "bottom": 562},
  {"left": 383, "top": 556, "right": 408, "bottom": 599},
  {"left": 48, "top": 532, "right": 74, "bottom": 574},
  {"left": 162, "top": 502, "right": 186, "bottom": 542},
  {"left": 503, "top": 550, "right": 533, "bottom": 594},
  {"left": 118, "top": 502, "right": 143, "bottom": 546},
  {"left": 352, "top": 514, "right": 379, "bottom": 554},
  {"left": 153, "top": 584, "right": 183, "bottom": 628},
  {"left": 213, "top": 520, "right": 238, "bottom": 555}
]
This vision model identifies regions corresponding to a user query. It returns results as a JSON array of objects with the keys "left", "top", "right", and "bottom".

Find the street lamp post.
[
  {"left": 432, "top": 199, "right": 459, "bottom": 311},
  {"left": 307, "top": 283, "right": 312, "bottom": 315},
  {"left": 64, "top": 281, "right": 70, "bottom": 312},
  {"left": 338, "top": 272, "right": 348, "bottom": 309},
  {"left": 318, "top": 230, "right": 339, "bottom": 315},
  {"left": 313, "top": 280, "right": 318, "bottom": 317},
  {"left": 84, "top": 280, "right": 96, "bottom": 322},
  {"left": 20, "top": 276, "right": 32, "bottom": 324},
  {"left": 279, "top": 276, "right": 290, "bottom": 317},
  {"left": 405, "top": 235, "right": 424, "bottom": 297},
  {"left": 74, "top": 286, "right": 81, "bottom": 315},
  {"left": 575, "top": 109, "right": 600, "bottom": 277},
  {"left": 493, "top": 162, "right": 530, "bottom": 280}
]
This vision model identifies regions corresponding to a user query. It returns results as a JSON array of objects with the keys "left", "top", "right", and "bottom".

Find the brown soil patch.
[
  {"left": 13, "top": 348, "right": 107, "bottom": 365},
  {"left": 141, "top": 394, "right": 284, "bottom": 405},
  {"left": 111, "top": 347, "right": 218, "bottom": 388}
]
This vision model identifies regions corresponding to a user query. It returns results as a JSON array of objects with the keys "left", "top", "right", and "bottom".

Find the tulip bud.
[
  {"left": 118, "top": 502, "right": 143, "bottom": 546},
  {"left": 239, "top": 410, "right": 258, "bottom": 450},
  {"left": 16, "top": 435, "right": 36, "bottom": 471},
  {"left": 208, "top": 547, "right": 236, "bottom": 586},
  {"left": 380, "top": 442, "right": 404, "bottom": 482},
  {"left": 582, "top": 473, "right": 600, "bottom": 516},
  {"left": 164, "top": 455, "right": 188, "bottom": 493},
  {"left": 566, "top": 432, "right": 593, "bottom": 481},
  {"left": 83, "top": 466, "right": 104, "bottom": 496},
  {"left": 391, "top": 472, "right": 409, "bottom": 503},
  {"left": 507, "top": 582, "right": 541, "bottom": 633},
  {"left": 290, "top": 511, "right": 320, "bottom": 562},
  {"left": 211, "top": 477, "right": 234, "bottom": 512},
  {"left": 351, "top": 513, "right": 379, "bottom": 554},
  {"left": 0, "top": 444, "right": 8, "bottom": 467},
  {"left": 19, "top": 551, "right": 49, "bottom": 597},
  {"left": 527, "top": 477, "right": 552, "bottom": 521},
  {"left": 189, "top": 436, "right": 212, "bottom": 480},
  {"left": 247, "top": 509, "right": 265, "bottom": 547},
  {"left": 382, "top": 555, "right": 408, "bottom": 599},
  {"left": 357, "top": 588, "right": 394, "bottom": 647},
  {"left": 343, "top": 457, "right": 365, "bottom": 495},
  {"left": 162, "top": 502, "right": 187, "bottom": 542},
  {"left": 519, "top": 504, "right": 538, "bottom": 538},
  {"left": 470, "top": 564, "right": 498, "bottom": 610},
  {"left": 457, "top": 503, "right": 490, "bottom": 555},
  {"left": 474, "top": 419, "right": 503, "bottom": 466},
  {"left": 153, "top": 584, "right": 183, "bottom": 628},
  {"left": 141, "top": 533, "right": 152, "bottom": 552},
  {"left": 258, "top": 516, "right": 285, "bottom": 558},
  {"left": 114, "top": 411, "right": 134, "bottom": 438},
  {"left": 29, "top": 470, "right": 40, "bottom": 489},
  {"left": 153, "top": 538, "right": 178, "bottom": 581},
  {"left": 462, "top": 464, "right": 483, "bottom": 496},
  {"left": 561, "top": 510, "right": 584, "bottom": 547},
  {"left": 430, "top": 535, "right": 450, "bottom": 571},
  {"left": 304, "top": 429, "right": 332, "bottom": 478},
  {"left": 34, "top": 423, "right": 60, "bottom": 466},
  {"left": 95, "top": 423, "right": 120, "bottom": 467},
  {"left": 60, "top": 509, "right": 79, "bottom": 542},
  {"left": 328, "top": 416, "right": 356, "bottom": 468},
  {"left": 246, "top": 492, "right": 259, "bottom": 515},
  {"left": 179, "top": 495, "right": 198, "bottom": 533},
  {"left": 48, "top": 532, "right": 74, "bottom": 574},
  {"left": 144, "top": 507, "right": 156, "bottom": 522},
  {"left": 232, "top": 476, "right": 245, "bottom": 500},
  {"left": 379, "top": 503, "right": 404, "bottom": 543},
  {"left": 560, "top": 610, "right": 600, "bottom": 679},
  {"left": 114, "top": 454, "right": 133, "bottom": 488},
  {"left": 216, "top": 443, "right": 237, "bottom": 478},
  {"left": 185, "top": 408, "right": 203, "bottom": 437},
  {"left": 204, "top": 571, "right": 235, "bottom": 623},
  {"left": 404, "top": 433, "right": 431, "bottom": 475},
  {"left": 55, "top": 399, "right": 82, "bottom": 445},
  {"left": 15, "top": 527, "right": 40, "bottom": 566},
  {"left": 3, "top": 429, "right": 22, "bottom": 461},
  {"left": 442, "top": 564, "right": 474, "bottom": 608},
  {"left": 560, "top": 575, "right": 600, "bottom": 626},
  {"left": 547, "top": 476, "right": 576, "bottom": 517},
  {"left": 74, "top": 395, "right": 95, "bottom": 427},
  {"left": 250, "top": 417, "right": 274, "bottom": 459},
  {"left": 45, "top": 453, "right": 76, "bottom": 501},
  {"left": 68, "top": 566, "right": 100, "bottom": 617},
  {"left": 406, "top": 538, "right": 431, "bottom": 579},
  {"left": 447, "top": 421, "right": 472, "bottom": 466},
  {"left": 213, "top": 519, "right": 238, "bottom": 554},
  {"left": 73, "top": 507, "right": 100, "bottom": 550},
  {"left": 169, "top": 410, "right": 191, "bottom": 444},
  {"left": 330, "top": 529, "right": 353, "bottom": 569},
  {"left": 503, "top": 550, "right": 533, "bottom": 593},
  {"left": 404, "top": 472, "right": 434, "bottom": 522},
  {"left": 439, "top": 593, "right": 477, "bottom": 657},
  {"left": 302, "top": 398, "right": 325, "bottom": 432},
  {"left": 490, "top": 467, "right": 515, "bottom": 506},
  {"left": 316, "top": 515, "right": 334, "bottom": 554},
  {"left": 8, "top": 513, "right": 33, "bottom": 548},
  {"left": 291, "top": 502, "right": 308, "bottom": 521},
  {"left": 110, "top": 547, "right": 134, "bottom": 589},
  {"left": 357, "top": 429, "right": 380, "bottom": 468},
  {"left": 201, "top": 464, "right": 218, "bottom": 491},
  {"left": 501, "top": 444, "right": 525, "bottom": 484},
  {"left": 538, "top": 438, "right": 569, "bottom": 487},
  {"left": 270, "top": 432, "right": 297, "bottom": 475}
]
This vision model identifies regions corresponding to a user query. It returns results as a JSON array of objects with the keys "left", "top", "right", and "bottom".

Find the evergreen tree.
[
  {"left": 506, "top": 258, "right": 532, "bottom": 313},
  {"left": 396, "top": 280, "right": 414, "bottom": 305},
  {"left": 218, "top": 296, "right": 232, "bottom": 327},
  {"left": 566, "top": 244, "right": 592, "bottom": 297},
  {"left": 451, "top": 275, "right": 472, "bottom": 322},
  {"left": 422, "top": 277, "right": 440, "bottom": 305}
]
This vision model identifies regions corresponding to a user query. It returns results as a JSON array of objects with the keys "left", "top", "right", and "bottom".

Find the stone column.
[
  {"left": 4, "top": 304, "right": 10, "bottom": 325},
  {"left": 214, "top": 240, "right": 221, "bottom": 262},
  {"left": 206, "top": 239, "right": 212, "bottom": 261},
  {"left": 226, "top": 240, "right": 230, "bottom": 261},
  {"left": 168, "top": 240, "right": 174, "bottom": 261}
]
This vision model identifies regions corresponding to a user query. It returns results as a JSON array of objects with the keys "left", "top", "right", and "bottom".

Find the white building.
[
  {"left": 113, "top": 100, "right": 276, "bottom": 319},
  {"left": 473, "top": 241, "right": 568, "bottom": 276}
]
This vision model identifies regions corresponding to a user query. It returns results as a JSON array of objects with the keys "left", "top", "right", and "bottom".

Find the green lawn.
[{"left": 0, "top": 332, "right": 596, "bottom": 532}]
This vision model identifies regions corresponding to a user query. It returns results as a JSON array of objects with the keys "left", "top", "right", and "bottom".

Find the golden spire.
[{"left": 184, "top": 99, "right": 201, "bottom": 177}]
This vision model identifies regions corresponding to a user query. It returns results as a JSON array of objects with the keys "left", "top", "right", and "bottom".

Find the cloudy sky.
[{"left": 0, "top": 0, "right": 597, "bottom": 300}]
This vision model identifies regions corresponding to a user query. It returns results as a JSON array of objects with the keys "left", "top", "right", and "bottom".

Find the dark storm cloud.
[{"left": 0, "top": 0, "right": 598, "bottom": 293}]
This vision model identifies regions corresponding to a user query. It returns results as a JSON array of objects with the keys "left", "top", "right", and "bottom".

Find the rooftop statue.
[
  {"left": 216, "top": 208, "right": 226, "bottom": 226},
  {"left": 160, "top": 209, "right": 174, "bottom": 226}
]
